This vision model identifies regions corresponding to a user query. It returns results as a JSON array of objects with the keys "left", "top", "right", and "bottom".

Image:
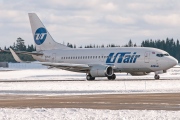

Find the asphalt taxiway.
[{"left": 0, "top": 93, "right": 180, "bottom": 110}]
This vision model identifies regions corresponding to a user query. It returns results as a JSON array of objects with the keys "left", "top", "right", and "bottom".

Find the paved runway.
[{"left": 0, "top": 93, "right": 180, "bottom": 110}]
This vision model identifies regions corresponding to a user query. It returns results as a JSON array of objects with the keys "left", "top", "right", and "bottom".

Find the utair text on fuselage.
[{"left": 106, "top": 52, "right": 140, "bottom": 63}]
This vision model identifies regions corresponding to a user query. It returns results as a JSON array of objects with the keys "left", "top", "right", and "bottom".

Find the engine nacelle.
[
  {"left": 90, "top": 65, "right": 113, "bottom": 77},
  {"left": 130, "top": 72, "right": 150, "bottom": 76}
]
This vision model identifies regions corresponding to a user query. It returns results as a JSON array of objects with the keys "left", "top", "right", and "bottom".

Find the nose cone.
[{"left": 169, "top": 57, "right": 178, "bottom": 67}]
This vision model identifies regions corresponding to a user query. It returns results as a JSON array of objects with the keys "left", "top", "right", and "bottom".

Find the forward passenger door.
[{"left": 144, "top": 52, "right": 150, "bottom": 63}]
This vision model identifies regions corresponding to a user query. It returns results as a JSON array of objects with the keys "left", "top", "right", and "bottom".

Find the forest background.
[{"left": 0, "top": 37, "right": 179, "bottom": 62}]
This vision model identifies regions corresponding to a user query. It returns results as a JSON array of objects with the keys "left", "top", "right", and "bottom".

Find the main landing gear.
[
  {"left": 86, "top": 74, "right": 116, "bottom": 80},
  {"left": 86, "top": 74, "right": 95, "bottom": 80},
  {"left": 107, "top": 74, "right": 116, "bottom": 80},
  {"left": 154, "top": 74, "right": 160, "bottom": 79}
]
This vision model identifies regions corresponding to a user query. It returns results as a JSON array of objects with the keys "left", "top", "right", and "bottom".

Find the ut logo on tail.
[{"left": 34, "top": 27, "right": 47, "bottom": 45}]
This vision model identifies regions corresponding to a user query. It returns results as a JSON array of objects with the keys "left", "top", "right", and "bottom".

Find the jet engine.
[
  {"left": 130, "top": 72, "right": 150, "bottom": 76},
  {"left": 90, "top": 65, "right": 113, "bottom": 77}
]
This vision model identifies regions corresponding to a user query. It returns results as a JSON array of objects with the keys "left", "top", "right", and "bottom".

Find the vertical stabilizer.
[{"left": 28, "top": 13, "right": 68, "bottom": 51}]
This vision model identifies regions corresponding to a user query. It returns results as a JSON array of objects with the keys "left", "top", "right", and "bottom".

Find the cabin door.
[{"left": 144, "top": 52, "right": 150, "bottom": 63}]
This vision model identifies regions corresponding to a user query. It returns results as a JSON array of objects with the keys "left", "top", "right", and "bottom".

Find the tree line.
[
  {"left": 0, "top": 37, "right": 36, "bottom": 62},
  {"left": 66, "top": 39, "right": 137, "bottom": 48},
  {"left": 141, "top": 38, "right": 180, "bottom": 61},
  {"left": 1, "top": 37, "right": 180, "bottom": 62}
]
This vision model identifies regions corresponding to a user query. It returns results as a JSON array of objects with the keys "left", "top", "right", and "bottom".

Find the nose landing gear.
[{"left": 154, "top": 74, "right": 160, "bottom": 79}]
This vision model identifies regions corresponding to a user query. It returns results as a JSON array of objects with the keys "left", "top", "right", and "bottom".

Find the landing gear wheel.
[
  {"left": 86, "top": 75, "right": 95, "bottom": 80},
  {"left": 91, "top": 77, "right": 95, "bottom": 80},
  {"left": 112, "top": 74, "right": 116, "bottom": 80},
  {"left": 154, "top": 74, "right": 160, "bottom": 79},
  {"left": 107, "top": 74, "right": 116, "bottom": 80},
  {"left": 108, "top": 76, "right": 112, "bottom": 80},
  {"left": 86, "top": 75, "right": 91, "bottom": 80}
]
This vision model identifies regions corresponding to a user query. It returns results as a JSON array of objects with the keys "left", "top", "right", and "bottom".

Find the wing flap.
[
  {"left": 41, "top": 62, "right": 89, "bottom": 68},
  {"left": 35, "top": 62, "right": 90, "bottom": 72}
]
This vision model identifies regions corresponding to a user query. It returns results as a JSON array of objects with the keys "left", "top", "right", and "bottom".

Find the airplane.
[{"left": 9, "top": 13, "right": 178, "bottom": 80}]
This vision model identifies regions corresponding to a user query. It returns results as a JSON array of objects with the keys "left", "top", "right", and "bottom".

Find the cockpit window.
[
  {"left": 164, "top": 54, "right": 169, "bottom": 56},
  {"left": 156, "top": 53, "right": 169, "bottom": 57},
  {"left": 156, "top": 54, "right": 163, "bottom": 57}
]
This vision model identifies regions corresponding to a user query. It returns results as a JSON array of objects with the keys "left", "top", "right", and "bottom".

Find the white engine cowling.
[
  {"left": 130, "top": 72, "right": 150, "bottom": 76},
  {"left": 90, "top": 65, "right": 113, "bottom": 77}
]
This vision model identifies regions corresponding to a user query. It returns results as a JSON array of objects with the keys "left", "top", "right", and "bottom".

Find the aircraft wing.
[
  {"left": 9, "top": 48, "right": 90, "bottom": 72},
  {"left": 40, "top": 62, "right": 90, "bottom": 72}
]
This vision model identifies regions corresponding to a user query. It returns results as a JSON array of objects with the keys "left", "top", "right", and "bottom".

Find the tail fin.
[{"left": 28, "top": 13, "right": 69, "bottom": 51}]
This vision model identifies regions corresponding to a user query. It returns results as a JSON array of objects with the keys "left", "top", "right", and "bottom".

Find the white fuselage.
[
  {"left": 32, "top": 47, "right": 178, "bottom": 73},
  {"left": 27, "top": 13, "right": 178, "bottom": 79}
]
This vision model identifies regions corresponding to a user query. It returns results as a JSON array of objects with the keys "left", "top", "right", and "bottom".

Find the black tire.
[
  {"left": 107, "top": 74, "right": 116, "bottom": 80},
  {"left": 107, "top": 76, "right": 112, "bottom": 80},
  {"left": 86, "top": 75, "right": 91, "bottom": 80},
  {"left": 86, "top": 75, "right": 95, "bottom": 80},
  {"left": 154, "top": 74, "right": 160, "bottom": 79},
  {"left": 112, "top": 74, "right": 116, "bottom": 80}
]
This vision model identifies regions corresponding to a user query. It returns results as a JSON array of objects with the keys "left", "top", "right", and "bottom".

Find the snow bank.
[{"left": 0, "top": 108, "right": 179, "bottom": 120}]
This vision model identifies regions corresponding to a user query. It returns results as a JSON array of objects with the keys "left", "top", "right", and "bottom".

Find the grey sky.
[{"left": 0, "top": 0, "right": 180, "bottom": 48}]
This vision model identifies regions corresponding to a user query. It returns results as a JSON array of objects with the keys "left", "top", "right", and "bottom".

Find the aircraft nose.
[{"left": 169, "top": 57, "right": 178, "bottom": 67}]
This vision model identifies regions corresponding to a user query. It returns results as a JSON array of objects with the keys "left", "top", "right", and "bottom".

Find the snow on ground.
[
  {"left": 0, "top": 63, "right": 180, "bottom": 95},
  {"left": 0, "top": 63, "right": 180, "bottom": 119},
  {"left": 0, "top": 68, "right": 180, "bottom": 95},
  {"left": 0, "top": 108, "right": 180, "bottom": 120},
  {"left": 0, "top": 63, "right": 180, "bottom": 81},
  {"left": 1, "top": 78, "right": 180, "bottom": 95}
]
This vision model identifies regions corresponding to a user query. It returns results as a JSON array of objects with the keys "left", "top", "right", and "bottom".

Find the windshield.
[{"left": 156, "top": 53, "right": 169, "bottom": 57}]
